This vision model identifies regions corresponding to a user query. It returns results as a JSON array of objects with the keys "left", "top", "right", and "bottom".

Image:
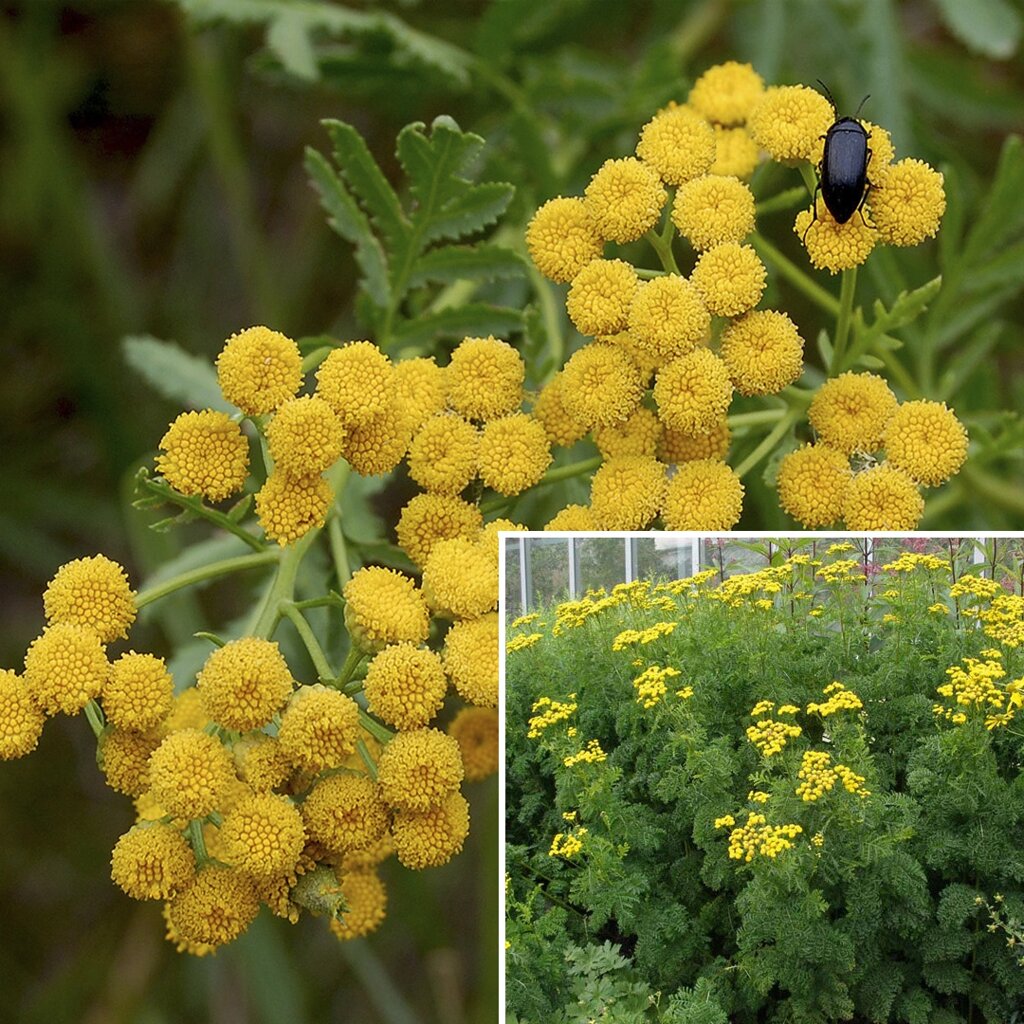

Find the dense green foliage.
[{"left": 506, "top": 542, "right": 1024, "bottom": 1022}]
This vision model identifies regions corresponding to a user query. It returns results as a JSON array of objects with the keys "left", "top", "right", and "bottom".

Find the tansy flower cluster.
[
  {"left": 611, "top": 620, "right": 678, "bottom": 650},
  {"left": 632, "top": 665, "right": 683, "bottom": 708},
  {"left": 549, "top": 827, "right": 588, "bottom": 859},
  {"left": 934, "top": 656, "right": 1023, "bottom": 730},
  {"left": 806, "top": 681, "right": 865, "bottom": 718},
  {"left": 796, "top": 750, "right": 870, "bottom": 802},
  {"left": 723, "top": 812, "right": 804, "bottom": 862}
]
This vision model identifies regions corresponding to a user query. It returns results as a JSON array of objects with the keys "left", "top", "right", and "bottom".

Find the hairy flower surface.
[
  {"left": 748, "top": 85, "right": 833, "bottom": 162},
  {"left": 690, "top": 242, "right": 766, "bottom": 316},
  {"left": 545, "top": 504, "right": 596, "bottom": 530},
  {"left": 422, "top": 538, "right": 498, "bottom": 620},
  {"left": 720, "top": 309, "right": 804, "bottom": 396},
  {"left": 407, "top": 413, "right": 479, "bottom": 495},
  {"left": 157, "top": 410, "right": 249, "bottom": 503},
  {"left": 884, "top": 400, "right": 968, "bottom": 486},
  {"left": 526, "top": 196, "right": 603, "bottom": 283},
  {"left": 341, "top": 400, "right": 412, "bottom": 477},
  {"left": 843, "top": 465, "right": 924, "bottom": 530},
  {"left": 167, "top": 866, "right": 260, "bottom": 950},
  {"left": 566, "top": 259, "right": 639, "bottom": 337},
  {"left": 478, "top": 414, "right": 552, "bottom": 496},
  {"left": 303, "top": 773, "right": 390, "bottom": 855},
  {"left": 808, "top": 372, "right": 897, "bottom": 454},
  {"left": 443, "top": 613, "right": 498, "bottom": 708},
  {"left": 593, "top": 406, "right": 662, "bottom": 459},
  {"left": 627, "top": 275, "right": 710, "bottom": 360},
  {"left": 315, "top": 342, "right": 394, "bottom": 426},
  {"left": 111, "top": 823, "right": 196, "bottom": 900},
  {"left": 378, "top": 728, "right": 464, "bottom": 812},
  {"left": 104, "top": 652, "right": 174, "bottom": 731},
  {"left": 364, "top": 644, "right": 448, "bottom": 731},
  {"left": 659, "top": 417, "right": 731, "bottom": 464},
  {"left": 100, "top": 728, "right": 162, "bottom": 797},
  {"left": 590, "top": 455, "right": 666, "bottom": 530},
  {"left": 278, "top": 685, "right": 361, "bottom": 773},
  {"left": 255, "top": 473, "right": 332, "bottom": 546},
  {"left": 559, "top": 343, "right": 646, "bottom": 429},
  {"left": 448, "top": 707, "right": 499, "bottom": 782},
  {"left": 392, "top": 357, "right": 447, "bottom": 430},
  {"left": 148, "top": 729, "right": 237, "bottom": 820},
  {"left": 234, "top": 734, "right": 291, "bottom": 792},
  {"left": 584, "top": 157, "right": 666, "bottom": 242},
  {"left": 662, "top": 459, "right": 744, "bottom": 530},
  {"left": 217, "top": 326, "right": 302, "bottom": 415},
  {"left": 220, "top": 792, "right": 306, "bottom": 879},
  {"left": 445, "top": 336, "right": 524, "bottom": 421},
  {"left": 635, "top": 104, "right": 716, "bottom": 185},
  {"left": 392, "top": 791, "right": 470, "bottom": 870},
  {"left": 776, "top": 444, "right": 851, "bottom": 527},
  {"left": 710, "top": 126, "right": 760, "bottom": 178},
  {"left": 396, "top": 493, "right": 483, "bottom": 568},
  {"left": 43, "top": 555, "right": 136, "bottom": 642},
  {"left": 795, "top": 199, "right": 876, "bottom": 273},
  {"left": 330, "top": 870, "right": 388, "bottom": 941},
  {"left": 653, "top": 349, "right": 733, "bottom": 435},
  {"left": 343, "top": 567, "right": 430, "bottom": 652},
  {"left": 0, "top": 669, "right": 45, "bottom": 760},
  {"left": 532, "top": 373, "right": 590, "bottom": 448},
  {"left": 197, "top": 637, "right": 294, "bottom": 732},
  {"left": 870, "top": 158, "right": 945, "bottom": 246},
  {"left": 24, "top": 622, "right": 108, "bottom": 716},
  {"left": 672, "top": 175, "right": 756, "bottom": 251},
  {"left": 688, "top": 61, "right": 765, "bottom": 126},
  {"left": 266, "top": 396, "right": 345, "bottom": 476}
]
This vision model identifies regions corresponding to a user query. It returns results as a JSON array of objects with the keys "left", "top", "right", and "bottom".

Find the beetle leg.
[
  {"left": 856, "top": 182, "right": 873, "bottom": 228},
  {"left": 802, "top": 187, "right": 821, "bottom": 245}
]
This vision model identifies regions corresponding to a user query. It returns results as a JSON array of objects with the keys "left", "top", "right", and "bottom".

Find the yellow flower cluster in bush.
[
  {"left": 806, "top": 681, "right": 864, "bottom": 718},
  {"left": 563, "top": 738, "right": 607, "bottom": 768},
  {"left": 527, "top": 695, "right": 578, "bottom": 738},
  {"left": 796, "top": 750, "right": 869, "bottom": 802},
  {"left": 611, "top": 620, "right": 678, "bottom": 650},
  {"left": 549, "top": 826, "right": 588, "bottom": 859},
  {"left": 726, "top": 813, "right": 803, "bottom": 862},
  {"left": 632, "top": 665, "right": 683, "bottom": 708},
  {"left": 934, "top": 655, "right": 1023, "bottom": 730}
]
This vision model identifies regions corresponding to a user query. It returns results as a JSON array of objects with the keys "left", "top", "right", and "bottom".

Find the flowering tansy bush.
[{"left": 506, "top": 543, "right": 1024, "bottom": 1024}]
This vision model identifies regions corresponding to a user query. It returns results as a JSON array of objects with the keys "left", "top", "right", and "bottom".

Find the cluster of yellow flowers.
[
  {"left": 746, "top": 716, "right": 803, "bottom": 757},
  {"left": 506, "top": 632, "right": 543, "bottom": 653},
  {"left": 631, "top": 664, "right": 684, "bottom": 708},
  {"left": 563, "top": 739, "right": 607, "bottom": 768},
  {"left": 723, "top": 812, "right": 804, "bottom": 862},
  {"left": 549, "top": 826, "right": 588, "bottom": 859},
  {"left": 934, "top": 656, "right": 1022, "bottom": 730},
  {"left": 527, "top": 695, "right": 578, "bottom": 738},
  {"left": 815, "top": 558, "right": 867, "bottom": 584},
  {"left": 522, "top": 61, "right": 963, "bottom": 530},
  {"left": 806, "top": 681, "right": 865, "bottom": 718},
  {"left": 977, "top": 594, "right": 1024, "bottom": 648},
  {"left": 881, "top": 551, "right": 949, "bottom": 573},
  {"left": 611, "top": 620, "right": 678, "bottom": 650},
  {"left": 796, "top": 750, "right": 870, "bottom": 802}
]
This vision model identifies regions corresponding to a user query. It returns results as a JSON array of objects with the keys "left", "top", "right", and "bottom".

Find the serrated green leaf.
[
  {"left": 391, "top": 304, "right": 524, "bottom": 347},
  {"left": 396, "top": 116, "right": 484, "bottom": 214},
  {"left": 423, "top": 182, "right": 516, "bottom": 244},
  {"left": 408, "top": 243, "right": 525, "bottom": 287},
  {"left": 933, "top": 0, "right": 1021, "bottom": 59},
  {"left": 304, "top": 147, "right": 390, "bottom": 309},
  {"left": 122, "top": 335, "right": 231, "bottom": 412},
  {"left": 324, "top": 119, "right": 408, "bottom": 249}
]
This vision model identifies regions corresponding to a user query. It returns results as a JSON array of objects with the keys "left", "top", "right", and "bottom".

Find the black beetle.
[{"left": 805, "top": 82, "right": 872, "bottom": 237}]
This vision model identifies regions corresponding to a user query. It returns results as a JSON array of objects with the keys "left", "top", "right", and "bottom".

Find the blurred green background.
[{"left": 1, "top": 0, "right": 1023, "bottom": 1020}]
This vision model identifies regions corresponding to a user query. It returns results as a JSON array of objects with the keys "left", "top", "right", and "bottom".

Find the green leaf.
[
  {"left": 324, "top": 119, "right": 408, "bottom": 249},
  {"left": 396, "top": 117, "right": 484, "bottom": 208},
  {"left": 870, "top": 276, "right": 943, "bottom": 335},
  {"left": 408, "top": 243, "right": 525, "bottom": 287},
  {"left": 933, "top": 0, "right": 1021, "bottom": 59},
  {"left": 265, "top": 8, "right": 318, "bottom": 79},
  {"left": 938, "top": 323, "right": 1002, "bottom": 402},
  {"left": 960, "top": 135, "right": 1024, "bottom": 268},
  {"left": 390, "top": 303, "right": 524, "bottom": 347},
  {"left": 422, "top": 182, "right": 516, "bottom": 244},
  {"left": 304, "top": 147, "right": 390, "bottom": 309},
  {"left": 122, "top": 335, "right": 231, "bottom": 412}
]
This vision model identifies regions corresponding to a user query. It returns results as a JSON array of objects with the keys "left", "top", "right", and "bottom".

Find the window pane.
[
  {"left": 633, "top": 537, "right": 694, "bottom": 581},
  {"left": 526, "top": 538, "right": 571, "bottom": 609},
  {"left": 504, "top": 539, "right": 522, "bottom": 619},
  {"left": 573, "top": 537, "right": 625, "bottom": 594}
]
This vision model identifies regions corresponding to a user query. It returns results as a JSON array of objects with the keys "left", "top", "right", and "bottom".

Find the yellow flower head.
[
  {"left": 43, "top": 554, "right": 136, "bottom": 643},
  {"left": 526, "top": 196, "right": 604, "bottom": 283},
  {"left": 343, "top": 566, "right": 430, "bottom": 652},
  {"left": 590, "top": 455, "right": 667, "bottom": 530},
  {"left": 255, "top": 472, "right": 332, "bottom": 546},
  {"left": 566, "top": 259, "right": 639, "bottom": 337},
  {"left": 748, "top": 85, "right": 834, "bottom": 162},
  {"left": 884, "top": 400, "right": 968, "bottom": 487},
  {"left": 594, "top": 406, "right": 662, "bottom": 459},
  {"left": 364, "top": 643, "right": 448, "bottom": 731},
  {"left": 315, "top": 341, "right": 394, "bottom": 427},
  {"left": 446, "top": 335, "right": 525, "bottom": 422},
  {"left": 601, "top": 328, "right": 662, "bottom": 378},
  {"left": 330, "top": 869, "right": 388, "bottom": 941},
  {"left": 531, "top": 373, "right": 589, "bottom": 448},
  {"left": 672, "top": 175, "right": 756, "bottom": 251},
  {"left": 233, "top": 734, "right": 291, "bottom": 792},
  {"left": 627, "top": 275, "right": 710, "bottom": 360},
  {"left": 340, "top": 399, "right": 412, "bottom": 476},
  {"left": 392, "top": 791, "right": 470, "bottom": 870},
  {"left": 104, "top": 652, "right": 174, "bottom": 732},
  {"left": 24, "top": 622, "right": 108, "bottom": 716},
  {"left": 266, "top": 395, "right": 345, "bottom": 477},
  {"left": 636, "top": 104, "right": 716, "bottom": 185},
  {"left": 721, "top": 309, "right": 804, "bottom": 396},
  {"left": 843, "top": 465, "right": 924, "bottom": 530},
  {"left": 302, "top": 773, "right": 390, "bottom": 855},
  {"left": 197, "top": 637, "right": 294, "bottom": 732},
  {"left": 278, "top": 684, "right": 361, "bottom": 774},
  {"left": 545, "top": 504, "right": 597, "bottom": 531},
  {"left": 448, "top": 706, "right": 499, "bottom": 782},
  {"left": 777, "top": 444, "right": 851, "bottom": 528},
  {"left": 396, "top": 493, "right": 482, "bottom": 568},
  {"left": 688, "top": 62, "right": 765, "bottom": 126},
  {"left": 157, "top": 410, "right": 249, "bottom": 503},
  {"left": 584, "top": 157, "right": 666, "bottom": 243},
  {"left": 167, "top": 865, "right": 260, "bottom": 950},
  {"left": 653, "top": 349, "right": 733, "bottom": 435},
  {"left": 0, "top": 669, "right": 45, "bottom": 760},
  {"left": 662, "top": 459, "right": 744, "bottom": 530},
  {"left": 808, "top": 371, "right": 897, "bottom": 454},
  {"left": 100, "top": 728, "right": 162, "bottom": 797},
  {"left": 217, "top": 326, "right": 302, "bottom": 415},
  {"left": 795, "top": 199, "right": 876, "bottom": 273},
  {"left": 659, "top": 417, "right": 731, "bottom": 464},
  {"left": 165, "top": 686, "right": 207, "bottom": 732},
  {"left": 870, "top": 158, "right": 945, "bottom": 246},
  {"left": 393, "top": 356, "right": 447, "bottom": 431},
  {"left": 219, "top": 792, "right": 305, "bottom": 879},
  {"left": 110, "top": 823, "right": 196, "bottom": 901},
  {"left": 559, "top": 343, "right": 646, "bottom": 429},
  {"left": 710, "top": 126, "right": 760, "bottom": 178},
  {"left": 443, "top": 613, "right": 498, "bottom": 708},
  {"left": 690, "top": 242, "right": 766, "bottom": 317},
  {"left": 422, "top": 538, "right": 498, "bottom": 620},
  {"left": 407, "top": 413, "right": 479, "bottom": 496},
  {"left": 378, "top": 728, "right": 464, "bottom": 812},
  {"left": 148, "top": 729, "right": 236, "bottom": 820},
  {"left": 478, "top": 414, "right": 552, "bottom": 496}
]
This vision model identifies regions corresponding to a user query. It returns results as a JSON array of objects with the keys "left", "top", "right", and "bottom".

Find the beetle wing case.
[{"left": 821, "top": 117, "right": 869, "bottom": 224}]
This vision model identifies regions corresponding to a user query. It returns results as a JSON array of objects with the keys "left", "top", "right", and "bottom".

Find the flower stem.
[
  {"left": 358, "top": 709, "right": 394, "bottom": 746},
  {"left": 281, "top": 602, "right": 336, "bottom": 681},
  {"left": 480, "top": 455, "right": 602, "bottom": 515},
  {"left": 136, "top": 551, "right": 279, "bottom": 609},
  {"left": 728, "top": 409, "right": 786, "bottom": 429},
  {"left": 734, "top": 407, "right": 802, "bottom": 480},
  {"left": 832, "top": 265, "right": 858, "bottom": 374},
  {"left": 335, "top": 645, "right": 365, "bottom": 689},
  {"left": 755, "top": 185, "right": 809, "bottom": 216},
  {"left": 84, "top": 698, "right": 105, "bottom": 739},
  {"left": 646, "top": 211, "right": 681, "bottom": 275},
  {"left": 356, "top": 738, "right": 378, "bottom": 780},
  {"left": 328, "top": 517, "right": 351, "bottom": 588},
  {"left": 751, "top": 232, "right": 839, "bottom": 317},
  {"left": 247, "top": 530, "right": 319, "bottom": 639},
  {"left": 187, "top": 819, "right": 210, "bottom": 865}
]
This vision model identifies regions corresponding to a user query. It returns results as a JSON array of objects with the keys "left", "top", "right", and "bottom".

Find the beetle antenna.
[
  {"left": 854, "top": 93, "right": 871, "bottom": 118},
  {"left": 816, "top": 79, "right": 837, "bottom": 113}
]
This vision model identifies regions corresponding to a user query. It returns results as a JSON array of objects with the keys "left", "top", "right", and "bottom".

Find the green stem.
[
  {"left": 339, "top": 940, "right": 423, "bottom": 1024},
  {"left": 84, "top": 699, "right": 105, "bottom": 739},
  {"left": 734, "top": 407, "right": 802, "bottom": 480},
  {"left": 727, "top": 409, "right": 786, "bottom": 429},
  {"left": 301, "top": 345, "right": 334, "bottom": 373},
  {"left": 329, "top": 516, "right": 352, "bottom": 588},
  {"left": 645, "top": 226, "right": 680, "bottom": 275},
  {"left": 356, "top": 738, "right": 379, "bottom": 781},
  {"left": 527, "top": 263, "right": 565, "bottom": 371},
  {"left": 281, "top": 602, "right": 336, "bottom": 681},
  {"left": 962, "top": 464, "right": 1024, "bottom": 517},
  {"left": 832, "top": 265, "right": 858, "bottom": 374},
  {"left": 480, "top": 454, "right": 603, "bottom": 515},
  {"left": 136, "top": 551, "right": 279, "bottom": 609},
  {"left": 875, "top": 347, "right": 921, "bottom": 398},
  {"left": 335, "top": 645, "right": 365, "bottom": 689},
  {"left": 187, "top": 819, "right": 210, "bottom": 865},
  {"left": 247, "top": 529, "right": 319, "bottom": 639},
  {"left": 635, "top": 267, "right": 667, "bottom": 279},
  {"left": 755, "top": 185, "right": 809, "bottom": 216},
  {"left": 751, "top": 233, "right": 840, "bottom": 317},
  {"left": 358, "top": 708, "right": 394, "bottom": 747}
]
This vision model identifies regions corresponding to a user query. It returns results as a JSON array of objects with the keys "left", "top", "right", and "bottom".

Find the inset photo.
[{"left": 503, "top": 534, "right": 1024, "bottom": 1024}]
